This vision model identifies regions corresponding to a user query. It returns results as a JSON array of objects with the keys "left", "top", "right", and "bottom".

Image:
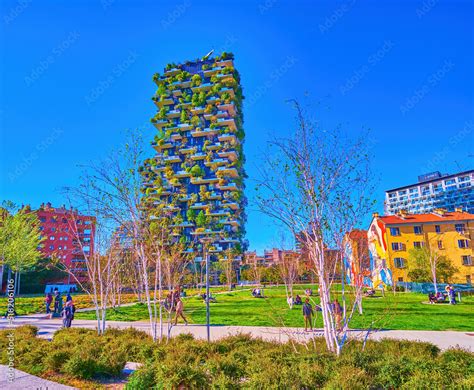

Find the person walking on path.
[
  {"left": 333, "top": 299, "right": 343, "bottom": 332},
  {"left": 302, "top": 298, "right": 314, "bottom": 332},
  {"left": 173, "top": 297, "right": 188, "bottom": 326},
  {"left": 45, "top": 293, "right": 53, "bottom": 314},
  {"left": 61, "top": 301, "right": 74, "bottom": 328}
]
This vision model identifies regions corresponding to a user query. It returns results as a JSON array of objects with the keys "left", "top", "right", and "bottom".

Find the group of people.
[
  {"left": 301, "top": 298, "right": 343, "bottom": 333},
  {"left": 428, "top": 284, "right": 457, "bottom": 305},
  {"left": 287, "top": 294, "right": 303, "bottom": 306},
  {"left": 251, "top": 288, "right": 264, "bottom": 298},
  {"left": 45, "top": 290, "right": 75, "bottom": 328}
]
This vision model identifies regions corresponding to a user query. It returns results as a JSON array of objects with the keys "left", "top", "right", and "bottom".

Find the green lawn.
[{"left": 75, "top": 284, "right": 474, "bottom": 331}]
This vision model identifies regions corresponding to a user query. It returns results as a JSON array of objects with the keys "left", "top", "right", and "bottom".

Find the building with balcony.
[
  {"left": 384, "top": 170, "right": 474, "bottom": 215},
  {"left": 142, "top": 52, "right": 246, "bottom": 261},
  {"left": 368, "top": 209, "right": 474, "bottom": 286},
  {"left": 33, "top": 202, "right": 95, "bottom": 282}
]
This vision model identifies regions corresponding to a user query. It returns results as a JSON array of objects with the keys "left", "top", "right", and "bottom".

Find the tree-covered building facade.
[{"left": 142, "top": 52, "right": 247, "bottom": 263}]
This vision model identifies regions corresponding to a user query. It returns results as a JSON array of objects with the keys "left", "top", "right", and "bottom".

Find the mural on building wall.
[
  {"left": 343, "top": 237, "right": 372, "bottom": 288},
  {"left": 367, "top": 219, "right": 393, "bottom": 288}
]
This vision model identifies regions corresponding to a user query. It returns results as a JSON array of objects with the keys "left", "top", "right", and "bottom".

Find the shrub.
[{"left": 1, "top": 326, "right": 473, "bottom": 388}]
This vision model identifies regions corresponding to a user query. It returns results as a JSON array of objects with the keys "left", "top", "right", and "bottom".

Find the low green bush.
[{"left": 1, "top": 326, "right": 473, "bottom": 389}]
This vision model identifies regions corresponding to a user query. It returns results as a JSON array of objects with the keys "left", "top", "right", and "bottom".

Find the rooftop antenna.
[{"left": 202, "top": 49, "right": 214, "bottom": 61}]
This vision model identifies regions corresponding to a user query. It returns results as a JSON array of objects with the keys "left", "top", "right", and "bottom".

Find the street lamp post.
[
  {"left": 205, "top": 242, "right": 210, "bottom": 342},
  {"left": 199, "top": 235, "right": 214, "bottom": 342}
]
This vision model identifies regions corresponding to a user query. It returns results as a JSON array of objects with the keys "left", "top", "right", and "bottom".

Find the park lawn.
[
  {"left": 0, "top": 286, "right": 241, "bottom": 316},
  {"left": 74, "top": 284, "right": 474, "bottom": 331}
]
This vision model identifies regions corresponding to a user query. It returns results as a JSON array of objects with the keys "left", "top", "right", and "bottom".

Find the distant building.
[
  {"left": 33, "top": 202, "right": 95, "bottom": 282},
  {"left": 384, "top": 170, "right": 474, "bottom": 215},
  {"left": 368, "top": 208, "right": 474, "bottom": 286},
  {"left": 244, "top": 248, "right": 299, "bottom": 267}
]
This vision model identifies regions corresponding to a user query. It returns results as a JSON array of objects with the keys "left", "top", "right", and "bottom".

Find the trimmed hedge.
[{"left": 1, "top": 326, "right": 473, "bottom": 389}]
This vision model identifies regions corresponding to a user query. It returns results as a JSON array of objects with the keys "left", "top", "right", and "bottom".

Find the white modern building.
[{"left": 384, "top": 170, "right": 474, "bottom": 215}]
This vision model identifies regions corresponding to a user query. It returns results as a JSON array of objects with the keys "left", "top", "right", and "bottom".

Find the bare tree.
[{"left": 255, "top": 101, "right": 375, "bottom": 354}]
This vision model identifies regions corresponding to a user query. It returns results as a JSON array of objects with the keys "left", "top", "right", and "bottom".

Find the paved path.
[
  {"left": 0, "top": 365, "right": 76, "bottom": 389},
  {"left": 1, "top": 315, "right": 473, "bottom": 351}
]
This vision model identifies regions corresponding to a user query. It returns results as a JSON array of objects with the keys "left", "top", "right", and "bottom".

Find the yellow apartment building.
[{"left": 368, "top": 208, "right": 473, "bottom": 285}]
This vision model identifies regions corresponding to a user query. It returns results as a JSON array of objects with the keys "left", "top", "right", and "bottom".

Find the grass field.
[{"left": 75, "top": 284, "right": 474, "bottom": 331}]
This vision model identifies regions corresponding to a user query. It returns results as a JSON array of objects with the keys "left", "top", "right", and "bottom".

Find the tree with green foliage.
[
  {"left": 407, "top": 247, "right": 458, "bottom": 290},
  {"left": 196, "top": 211, "right": 207, "bottom": 227},
  {"left": 0, "top": 204, "right": 44, "bottom": 295}
]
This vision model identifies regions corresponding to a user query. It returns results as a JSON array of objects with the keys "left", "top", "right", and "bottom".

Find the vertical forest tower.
[{"left": 143, "top": 52, "right": 246, "bottom": 261}]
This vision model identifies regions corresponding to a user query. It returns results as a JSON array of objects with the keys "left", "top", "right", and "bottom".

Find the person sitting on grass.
[
  {"left": 428, "top": 292, "right": 437, "bottom": 304},
  {"left": 302, "top": 298, "right": 314, "bottom": 332},
  {"left": 295, "top": 295, "right": 302, "bottom": 305}
]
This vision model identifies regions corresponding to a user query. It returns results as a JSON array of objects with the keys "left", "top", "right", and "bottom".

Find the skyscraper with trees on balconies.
[{"left": 141, "top": 52, "right": 247, "bottom": 263}]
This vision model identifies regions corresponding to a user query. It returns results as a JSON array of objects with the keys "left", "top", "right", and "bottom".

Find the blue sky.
[{"left": 1, "top": 0, "right": 473, "bottom": 253}]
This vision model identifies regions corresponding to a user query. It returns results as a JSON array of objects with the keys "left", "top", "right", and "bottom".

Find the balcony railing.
[
  {"left": 218, "top": 134, "right": 237, "bottom": 143},
  {"left": 216, "top": 167, "right": 238, "bottom": 178}
]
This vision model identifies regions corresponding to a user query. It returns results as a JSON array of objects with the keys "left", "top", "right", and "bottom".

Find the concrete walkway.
[
  {"left": 0, "top": 365, "right": 76, "bottom": 389},
  {"left": 1, "top": 315, "right": 473, "bottom": 351}
]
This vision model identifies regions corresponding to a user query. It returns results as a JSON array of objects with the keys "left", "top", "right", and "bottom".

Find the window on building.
[
  {"left": 462, "top": 255, "right": 472, "bottom": 266},
  {"left": 64, "top": 228, "right": 69, "bottom": 232},
  {"left": 455, "top": 224, "right": 466, "bottom": 234},
  {"left": 391, "top": 243, "right": 403, "bottom": 251},
  {"left": 85, "top": 220, "right": 92, "bottom": 225},
  {"left": 39, "top": 226, "right": 44, "bottom": 231},
  {"left": 435, "top": 225, "right": 441, "bottom": 233},
  {"left": 77, "top": 219, "right": 82, "bottom": 224},
  {"left": 64, "top": 245, "right": 67, "bottom": 250},
  {"left": 49, "top": 236, "right": 55, "bottom": 240},
  {"left": 458, "top": 240, "right": 470, "bottom": 249},
  {"left": 49, "top": 245, "right": 54, "bottom": 250},
  {"left": 51, "top": 217, "right": 57, "bottom": 223},
  {"left": 413, "top": 241, "right": 424, "bottom": 248},
  {"left": 58, "top": 246, "right": 62, "bottom": 250},
  {"left": 62, "top": 218, "right": 67, "bottom": 223},
  {"left": 445, "top": 179, "right": 455, "bottom": 186},
  {"left": 51, "top": 227, "right": 56, "bottom": 232},
  {"left": 394, "top": 258, "right": 406, "bottom": 268},
  {"left": 84, "top": 229, "right": 91, "bottom": 235},
  {"left": 398, "top": 277, "right": 404, "bottom": 282},
  {"left": 390, "top": 227, "right": 400, "bottom": 236},
  {"left": 40, "top": 217, "right": 46, "bottom": 222},
  {"left": 437, "top": 240, "right": 443, "bottom": 249},
  {"left": 414, "top": 226, "right": 423, "bottom": 235}
]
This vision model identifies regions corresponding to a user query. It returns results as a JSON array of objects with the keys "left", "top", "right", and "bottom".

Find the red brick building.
[{"left": 32, "top": 202, "right": 95, "bottom": 282}]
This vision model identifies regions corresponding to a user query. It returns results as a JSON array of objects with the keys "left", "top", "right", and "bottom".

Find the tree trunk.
[{"left": 0, "top": 264, "right": 4, "bottom": 294}]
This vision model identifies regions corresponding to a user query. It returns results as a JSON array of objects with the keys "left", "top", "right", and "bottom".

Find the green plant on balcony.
[
  {"left": 191, "top": 74, "right": 202, "bottom": 87},
  {"left": 165, "top": 62, "right": 178, "bottom": 71},
  {"left": 190, "top": 193, "right": 198, "bottom": 204},
  {"left": 186, "top": 209, "right": 196, "bottom": 222},
  {"left": 191, "top": 91, "right": 206, "bottom": 107},
  {"left": 202, "top": 64, "right": 210, "bottom": 71},
  {"left": 191, "top": 115, "right": 201, "bottom": 127},
  {"left": 153, "top": 131, "right": 166, "bottom": 144},
  {"left": 204, "top": 104, "right": 214, "bottom": 114},
  {"left": 176, "top": 70, "right": 190, "bottom": 82},
  {"left": 180, "top": 110, "right": 189, "bottom": 123},
  {"left": 222, "top": 78, "right": 236, "bottom": 88},
  {"left": 152, "top": 72, "right": 161, "bottom": 85},
  {"left": 205, "top": 152, "right": 213, "bottom": 163},
  {"left": 203, "top": 140, "right": 211, "bottom": 151},
  {"left": 196, "top": 211, "right": 208, "bottom": 227},
  {"left": 190, "top": 165, "right": 204, "bottom": 178},
  {"left": 221, "top": 92, "right": 231, "bottom": 103},
  {"left": 163, "top": 150, "right": 169, "bottom": 157}
]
